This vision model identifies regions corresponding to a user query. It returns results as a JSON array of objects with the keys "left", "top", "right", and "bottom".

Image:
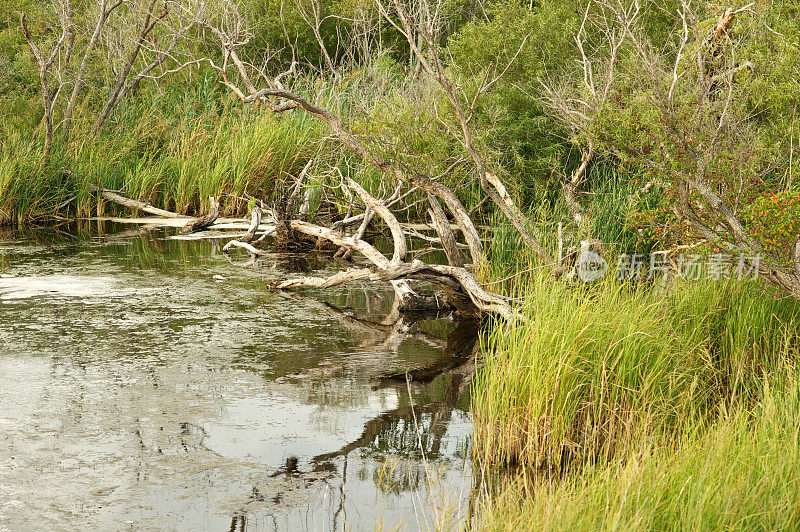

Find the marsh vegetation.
[{"left": 3, "top": 0, "right": 800, "bottom": 529}]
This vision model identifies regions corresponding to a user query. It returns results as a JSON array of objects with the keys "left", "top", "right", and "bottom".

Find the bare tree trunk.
[
  {"left": 63, "top": 0, "right": 124, "bottom": 141},
  {"left": 93, "top": 0, "right": 165, "bottom": 134},
  {"left": 240, "top": 203, "right": 263, "bottom": 243},
  {"left": 181, "top": 197, "right": 219, "bottom": 234},
  {"left": 795, "top": 240, "right": 800, "bottom": 281},
  {"left": 20, "top": 7, "right": 73, "bottom": 156},
  {"left": 563, "top": 142, "right": 595, "bottom": 228},
  {"left": 427, "top": 193, "right": 464, "bottom": 268},
  {"left": 89, "top": 184, "right": 187, "bottom": 218}
]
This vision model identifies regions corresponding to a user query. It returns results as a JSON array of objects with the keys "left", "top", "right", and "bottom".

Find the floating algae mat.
[{"left": 0, "top": 223, "right": 476, "bottom": 530}]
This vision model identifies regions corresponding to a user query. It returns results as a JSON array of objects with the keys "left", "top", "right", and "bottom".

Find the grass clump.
[
  {"left": 0, "top": 80, "right": 324, "bottom": 225},
  {"left": 472, "top": 237, "right": 800, "bottom": 530},
  {"left": 473, "top": 274, "right": 800, "bottom": 470},
  {"left": 479, "top": 374, "right": 800, "bottom": 530}
]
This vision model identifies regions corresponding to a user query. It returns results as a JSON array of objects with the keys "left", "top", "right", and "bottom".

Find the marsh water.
[{"left": 0, "top": 222, "right": 478, "bottom": 531}]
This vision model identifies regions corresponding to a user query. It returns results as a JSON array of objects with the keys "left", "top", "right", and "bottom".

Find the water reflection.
[{"left": 0, "top": 221, "right": 478, "bottom": 530}]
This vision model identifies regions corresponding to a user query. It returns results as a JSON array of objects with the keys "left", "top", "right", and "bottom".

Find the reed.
[
  {"left": 473, "top": 228, "right": 800, "bottom": 529},
  {"left": 0, "top": 77, "right": 324, "bottom": 224},
  {"left": 474, "top": 270, "right": 800, "bottom": 467},
  {"left": 479, "top": 371, "right": 800, "bottom": 530}
]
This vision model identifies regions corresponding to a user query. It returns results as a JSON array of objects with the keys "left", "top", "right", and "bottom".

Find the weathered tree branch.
[
  {"left": 271, "top": 219, "right": 514, "bottom": 319},
  {"left": 93, "top": 0, "right": 170, "bottom": 133},
  {"left": 345, "top": 177, "right": 406, "bottom": 265},
  {"left": 240, "top": 202, "right": 263, "bottom": 243},
  {"left": 563, "top": 141, "right": 595, "bottom": 228},
  {"left": 382, "top": 0, "right": 552, "bottom": 264},
  {"left": 89, "top": 184, "right": 187, "bottom": 218},
  {"left": 181, "top": 196, "right": 219, "bottom": 234},
  {"left": 223, "top": 239, "right": 267, "bottom": 256},
  {"left": 795, "top": 239, "right": 800, "bottom": 280},
  {"left": 427, "top": 193, "right": 464, "bottom": 269}
]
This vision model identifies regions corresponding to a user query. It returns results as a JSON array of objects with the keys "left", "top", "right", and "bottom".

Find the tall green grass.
[
  {"left": 0, "top": 61, "right": 479, "bottom": 225},
  {"left": 480, "top": 372, "right": 800, "bottom": 530},
  {"left": 474, "top": 273, "right": 800, "bottom": 470},
  {"left": 0, "top": 76, "right": 324, "bottom": 224},
  {"left": 473, "top": 228, "right": 800, "bottom": 529}
]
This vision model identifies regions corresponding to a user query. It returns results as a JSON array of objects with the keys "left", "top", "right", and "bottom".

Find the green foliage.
[
  {"left": 447, "top": 1, "right": 580, "bottom": 205},
  {"left": 482, "top": 378, "right": 800, "bottom": 530}
]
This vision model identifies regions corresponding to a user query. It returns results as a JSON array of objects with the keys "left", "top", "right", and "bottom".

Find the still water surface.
[{"left": 0, "top": 223, "right": 477, "bottom": 531}]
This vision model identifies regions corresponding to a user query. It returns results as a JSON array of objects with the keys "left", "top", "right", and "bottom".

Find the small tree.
[
  {"left": 547, "top": 0, "right": 800, "bottom": 299},
  {"left": 20, "top": 0, "right": 200, "bottom": 151}
]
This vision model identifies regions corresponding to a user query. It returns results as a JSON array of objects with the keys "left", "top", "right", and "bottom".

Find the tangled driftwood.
[{"left": 90, "top": 181, "right": 516, "bottom": 320}]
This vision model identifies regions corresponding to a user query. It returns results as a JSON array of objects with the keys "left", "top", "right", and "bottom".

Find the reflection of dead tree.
[
  {"left": 311, "top": 319, "right": 479, "bottom": 465},
  {"left": 298, "top": 309, "right": 479, "bottom": 464},
  {"left": 375, "top": 319, "right": 479, "bottom": 386},
  {"left": 277, "top": 290, "right": 448, "bottom": 365},
  {"left": 100, "top": 223, "right": 161, "bottom": 242},
  {"left": 274, "top": 292, "right": 477, "bottom": 464}
]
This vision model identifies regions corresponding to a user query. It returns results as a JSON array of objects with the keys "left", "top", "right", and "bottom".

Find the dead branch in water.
[
  {"left": 240, "top": 202, "right": 263, "bottom": 243},
  {"left": 89, "top": 184, "right": 186, "bottom": 219},
  {"left": 181, "top": 197, "right": 219, "bottom": 234},
  {"left": 221, "top": 202, "right": 271, "bottom": 255},
  {"left": 271, "top": 218, "right": 514, "bottom": 319},
  {"left": 223, "top": 240, "right": 267, "bottom": 256}
]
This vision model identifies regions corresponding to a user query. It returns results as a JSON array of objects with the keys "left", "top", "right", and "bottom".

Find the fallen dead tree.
[
  {"left": 91, "top": 186, "right": 223, "bottom": 235},
  {"left": 268, "top": 183, "right": 515, "bottom": 319},
  {"left": 89, "top": 185, "right": 186, "bottom": 219},
  {"left": 87, "top": 177, "right": 516, "bottom": 318}
]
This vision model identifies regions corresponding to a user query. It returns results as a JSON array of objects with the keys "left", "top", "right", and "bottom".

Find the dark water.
[{"left": 0, "top": 223, "right": 478, "bottom": 531}]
